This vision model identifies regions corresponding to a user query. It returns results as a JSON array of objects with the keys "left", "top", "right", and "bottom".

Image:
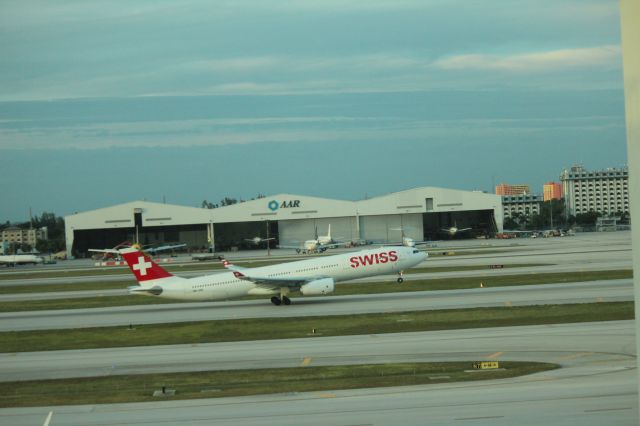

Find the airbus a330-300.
[{"left": 121, "top": 246, "right": 427, "bottom": 305}]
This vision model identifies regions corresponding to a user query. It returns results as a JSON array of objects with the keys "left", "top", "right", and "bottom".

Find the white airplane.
[
  {"left": 441, "top": 222, "right": 472, "bottom": 237},
  {"left": 281, "top": 224, "right": 349, "bottom": 254},
  {"left": 0, "top": 254, "right": 43, "bottom": 267},
  {"left": 90, "top": 242, "right": 186, "bottom": 259},
  {"left": 386, "top": 227, "right": 435, "bottom": 248},
  {"left": 121, "top": 245, "right": 427, "bottom": 305},
  {"left": 245, "top": 236, "right": 275, "bottom": 245}
]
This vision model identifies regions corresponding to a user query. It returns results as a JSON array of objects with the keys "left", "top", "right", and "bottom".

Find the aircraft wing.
[
  {"left": 276, "top": 244, "right": 302, "bottom": 250},
  {"left": 144, "top": 243, "right": 186, "bottom": 254},
  {"left": 235, "top": 272, "right": 319, "bottom": 289},
  {"left": 321, "top": 241, "right": 351, "bottom": 249},
  {"left": 378, "top": 240, "right": 437, "bottom": 248},
  {"left": 219, "top": 257, "right": 322, "bottom": 290},
  {"left": 413, "top": 240, "right": 438, "bottom": 246},
  {"left": 457, "top": 228, "right": 472, "bottom": 232},
  {"left": 88, "top": 249, "right": 119, "bottom": 254}
]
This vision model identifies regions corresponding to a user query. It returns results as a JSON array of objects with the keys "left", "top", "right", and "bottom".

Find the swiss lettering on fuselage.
[{"left": 349, "top": 250, "right": 398, "bottom": 268}]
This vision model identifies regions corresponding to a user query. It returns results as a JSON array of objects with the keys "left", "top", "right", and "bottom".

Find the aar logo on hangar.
[{"left": 268, "top": 199, "right": 301, "bottom": 211}]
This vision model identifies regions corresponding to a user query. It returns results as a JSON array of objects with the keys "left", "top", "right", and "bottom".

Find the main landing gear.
[
  {"left": 270, "top": 296, "right": 291, "bottom": 306},
  {"left": 271, "top": 288, "right": 291, "bottom": 306},
  {"left": 397, "top": 271, "right": 404, "bottom": 284}
]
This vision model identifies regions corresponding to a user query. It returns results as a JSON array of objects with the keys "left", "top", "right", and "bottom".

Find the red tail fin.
[{"left": 121, "top": 248, "right": 173, "bottom": 283}]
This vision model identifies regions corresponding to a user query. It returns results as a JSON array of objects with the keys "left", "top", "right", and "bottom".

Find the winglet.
[
  {"left": 218, "top": 256, "right": 247, "bottom": 278},
  {"left": 218, "top": 256, "right": 231, "bottom": 268}
]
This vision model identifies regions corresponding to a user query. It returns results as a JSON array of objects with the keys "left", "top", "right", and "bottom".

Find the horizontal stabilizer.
[{"left": 128, "top": 285, "right": 163, "bottom": 296}]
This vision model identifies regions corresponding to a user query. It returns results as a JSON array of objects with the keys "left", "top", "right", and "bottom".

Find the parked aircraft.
[
  {"left": 0, "top": 254, "right": 43, "bottom": 266},
  {"left": 280, "top": 224, "right": 349, "bottom": 254},
  {"left": 441, "top": 222, "right": 472, "bottom": 237},
  {"left": 90, "top": 242, "right": 186, "bottom": 259},
  {"left": 121, "top": 245, "right": 427, "bottom": 305},
  {"left": 245, "top": 236, "right": 275, "bottom": 245},
  {"left": 386, "top": 227, "right": 435, "bottom": 248}
]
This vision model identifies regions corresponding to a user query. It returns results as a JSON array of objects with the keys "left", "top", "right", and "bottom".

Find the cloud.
[
  {"left": 433, "top": 45, "right": 620, "bottom": 72},
  {"left": 0, "top": 113, "right": 622, "bottom": 150}
]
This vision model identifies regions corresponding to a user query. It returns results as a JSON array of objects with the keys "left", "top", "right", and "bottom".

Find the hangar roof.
[{"left": 65, "top": 187, "right": 501, "bottom": 230}]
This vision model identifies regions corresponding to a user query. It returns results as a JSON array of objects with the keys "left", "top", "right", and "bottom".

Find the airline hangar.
[{"left": 64, "top": 187, "right": 503, "bottom": 257}]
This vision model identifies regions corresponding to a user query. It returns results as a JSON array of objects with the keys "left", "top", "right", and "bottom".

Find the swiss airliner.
[{"left": 121, "top": 246, "right": 427, "bottom": 305}]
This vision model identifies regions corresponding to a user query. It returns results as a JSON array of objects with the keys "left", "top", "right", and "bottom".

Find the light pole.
[{"left": 266, "top": 220, "right": 271, "bottom": 256}]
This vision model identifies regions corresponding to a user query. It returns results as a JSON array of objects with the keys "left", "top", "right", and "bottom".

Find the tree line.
[
  {"left": 503, "top": 199, "right": 630, "bottom": 230},
  {"left": 0, "top": 212, "right": 66, "bottom": 253},
  {"left": 201, "top": 194, "right": 266, "bottom": 209}
]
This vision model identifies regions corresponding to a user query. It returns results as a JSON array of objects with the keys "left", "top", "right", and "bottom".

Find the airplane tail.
[{"left": 120, "top": 247, "right": 174, "bottom": 286}]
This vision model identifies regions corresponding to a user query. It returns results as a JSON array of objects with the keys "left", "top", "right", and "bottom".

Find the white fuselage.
[
  {"left": 147, "top": 246, "right": 427, "bottom": 301},
  {"left": 0, "top": 254, "right": 43, "bottom": 266}
]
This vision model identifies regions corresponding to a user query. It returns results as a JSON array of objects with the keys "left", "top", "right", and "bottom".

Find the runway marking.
[
  {"left": 487, "top": 351, "right": 503, "bottom": 359},
  {"left": 301, "top": 357, "right": 312, "bottom": 367},
  {"left": 584, "top": 407, "right": 631, "bottom": 413},
  {"left": 43, "top": 411, "right": 53, "bottom": 426},
  {"left": 557, "top": 352, "right": 593, "bottom": 361},
  {"left": 317, "top": 393, "right": 336, "bottom": 398},
  {"left": 455, "top": 415, "right": 504, "bottom": 421}
]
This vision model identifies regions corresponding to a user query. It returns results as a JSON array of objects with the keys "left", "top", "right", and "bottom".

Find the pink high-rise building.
[
  {"left": 495, "top": 183, "right": 530, "bottom": 196},
  {"left": 543, "top": 182, "right": 563, "bottom": 201}
]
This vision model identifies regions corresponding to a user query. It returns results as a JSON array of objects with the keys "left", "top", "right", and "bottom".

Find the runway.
[
  {"left": 0, "top": 279, "right": 632, "bottom": 332},
  {"left": 0, "top": 231, "right": 635, "bottom": 425},
  {"left": 1, "top": 321, "right": 636, "bottom": 425}
]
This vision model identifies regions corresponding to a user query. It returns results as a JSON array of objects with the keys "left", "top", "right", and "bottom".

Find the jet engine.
[{"left": 300, "top": 278, "right": 335, "bottom": 295}]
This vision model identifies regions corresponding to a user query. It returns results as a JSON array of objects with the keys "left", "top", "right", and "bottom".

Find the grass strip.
[
  {"left": 0, "top": 361, "right": 557, "bottom": 408},
  {"left": 0, "top": 263, "right": 552, "bottom": 294},
  {"left": 1, "top": 302, "right": 633, "bottom": 353},
  {"left": 335, "top": 269, "right": 633, "bottom": 294},
  {"left": 0, "top": 269, "right": 631, "bottom": 312}
]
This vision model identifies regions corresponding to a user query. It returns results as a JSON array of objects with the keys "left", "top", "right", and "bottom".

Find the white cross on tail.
[{"left": 132, "top": 256, "right": 152, "bottom": 276}]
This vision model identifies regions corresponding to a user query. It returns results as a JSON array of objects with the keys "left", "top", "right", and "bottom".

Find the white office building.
[{"left": 560, "top": 165, "right": 629, "bottom": 216}]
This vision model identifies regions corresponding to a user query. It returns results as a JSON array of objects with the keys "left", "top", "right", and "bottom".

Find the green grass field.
[
  {"left": 2, "top": 302, "right": 633, "bottom": 353},
  {"left": 0, "top": 361, "right": 558, "bottom": 408}
]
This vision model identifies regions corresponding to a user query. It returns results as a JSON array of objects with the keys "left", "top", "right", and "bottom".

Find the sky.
[{"left": 0, "top": 0, "right": 628, "bottom": 221}]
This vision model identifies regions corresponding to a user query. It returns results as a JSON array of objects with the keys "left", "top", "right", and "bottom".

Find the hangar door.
[
  {"left": 423, "top": 210, "right": 497, "bottom": 239},
  {"left": 359, "top": 214, "right": 423, "bottom": 243}
]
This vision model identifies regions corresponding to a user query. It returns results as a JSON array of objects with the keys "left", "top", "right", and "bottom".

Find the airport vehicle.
[
  {"left": 0, "top": 253, "right": 43, "bottom": 266},
  {"left": 121, "top": 245, "right": 427, "bottom": 305},
  {"left": 280, "top": 224, "right": 349, "bottom": 254}
]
